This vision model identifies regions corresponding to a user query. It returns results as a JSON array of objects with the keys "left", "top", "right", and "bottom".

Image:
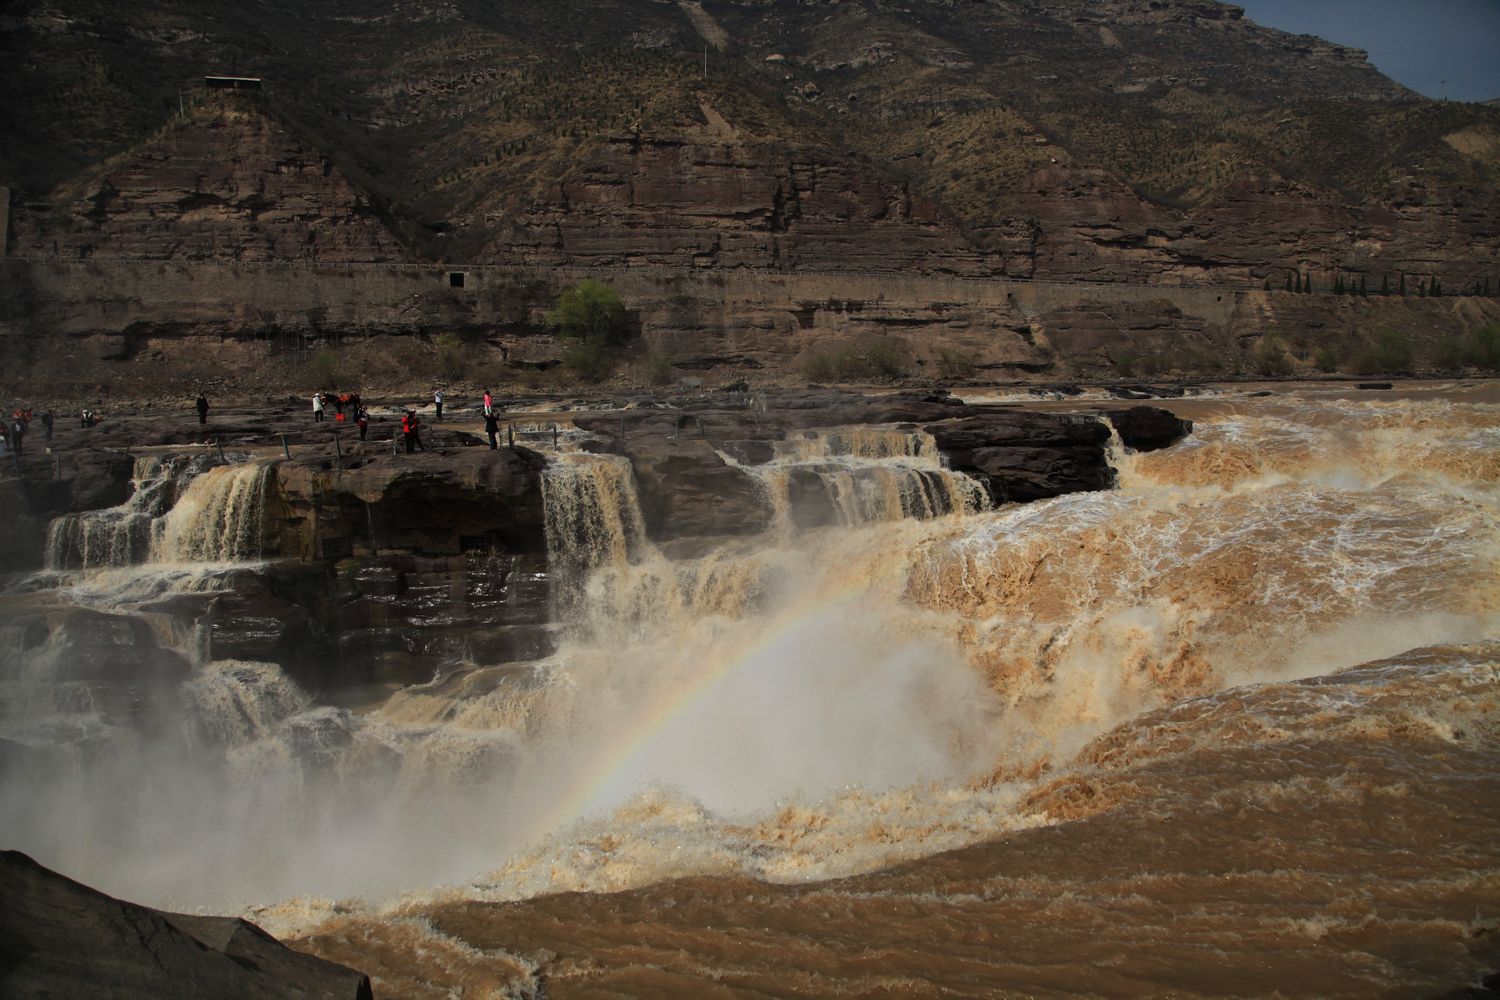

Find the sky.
[{"left": 1234, "top": 0, "right": 1500, "bottom": 103}]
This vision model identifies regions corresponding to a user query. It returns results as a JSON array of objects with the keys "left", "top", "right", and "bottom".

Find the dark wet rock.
[
  {"left": 466, "top": 624, "right": 557, "bottom": 665},
  {"left": 1358, "top": 382, "right": 1394, "bottom": 390},
  {"left": 620, "top": 438, "right": 773, "bottom": 542},
  {"left": 37, "top": 607, "right": 192, "bottom": 685},
  {"left": 204, "top": 591, "right": 315, "bottom": 664},
  {"left": 1101, "top": 406, "right": 1194, "bottom": 453},
  {"left": 785, "top": 467, "right": 844, "bottom": 530},
  {"left": 926, "top": 412, "right": 1115, "bottom": 502},
  {"left": 268, "top": 446, "right": 548, "bottom": 560},
  {"left": 0, "top": 485, "right": 47, "bottom": 573},
  {"left": 716, "top": 439, "right": 777, "bottom": 466},
  {"left": 0, "top": 850, "right": 372, "bottom": 1000}
]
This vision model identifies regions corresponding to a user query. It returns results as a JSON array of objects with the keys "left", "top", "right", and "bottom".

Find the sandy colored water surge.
[{"left": 4, "top": 382, "right": 1498, "bottom": 997}]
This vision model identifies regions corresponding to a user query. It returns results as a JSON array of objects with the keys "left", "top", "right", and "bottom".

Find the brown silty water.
[
  {"left": 4, "top": 383, "right": 1498, "bottom": 997},
  {"left": 265, "top": 383, "right": 1499, "bottom": 998}
]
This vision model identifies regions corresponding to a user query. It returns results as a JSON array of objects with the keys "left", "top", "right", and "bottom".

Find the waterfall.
[
  {"left": 151, "top": 464, "right": 271, "bottom": 563},
  {"left": 45, "top": 455, "right": 270, "bottom": 570},
  {"left": 541, "top": 453, "right": 649, "bottom": 581},
  {"left": 45, "top": 456, "right": 191, "bottom": 570},
  {"left": 725, "top": 427, "right": 989, "bottom": 534}
]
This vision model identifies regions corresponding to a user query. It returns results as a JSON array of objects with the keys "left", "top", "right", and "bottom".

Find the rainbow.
[{"left": 521, "top": 565, "right": 913, "bottom": 846}]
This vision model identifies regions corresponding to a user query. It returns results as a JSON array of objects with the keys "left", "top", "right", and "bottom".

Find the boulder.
[
  {"left": 0, "top": 850, "right": 371, "bottom": 1000},
  {"left": 1100, "top": 405, "right": 1194, "bottom": 452},
  {"left": 620, "top": 437, "right": 773, "bottom": 542},
  {"left": 926, "top": 412, "right": 1115, "bottom": 503}
]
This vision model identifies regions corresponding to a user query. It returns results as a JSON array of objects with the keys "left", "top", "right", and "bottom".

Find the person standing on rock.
[
  {"left": 9, "top": 417, "right": 24, "bottom": 457},
  {"left": 196, "top": 393, "right": 209, "bottom": 425},
  {"left": 402, "top": 409, "right": 425, "bottom": 453},
  {"left": 484, "top": 408, "right": 500, "bottom": 450},
  {"left": 356, "top": 406, "right": 369, "bottom": 441},
  {"left": 434, "top": 388, "right": 444, "bottom": 422},
  {"left": 42, "top": 411, "right": 54, "bottom": 441},
  {"left": 482, "top": 389, "right": 493, "bottom": 417},
  {"left": 312, "top": 393, "right": 325, "bottom": 423}
]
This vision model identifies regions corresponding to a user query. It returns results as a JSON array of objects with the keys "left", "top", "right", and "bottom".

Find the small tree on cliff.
[{"left": 546, "top": 280, "right": 629, "bottom": 381}]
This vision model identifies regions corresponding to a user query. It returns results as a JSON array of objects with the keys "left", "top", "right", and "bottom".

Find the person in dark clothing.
[
  {"left": 196, "top": 394, "right": 209, "bottom": 424},
  {"left": 484, "top": 409, "right": 500, "bottom": 449},
  {"left": 434, "top": 388, "right": 444, "bottom": 422},
  {"left": 42, "top": 411, "right": 54, "bottom": 441},
  {"left": 401, "top": 410, "right": 425, "bottom": 453},
  {"left": 356, "top": 407, "right": 369, "bottom": 441},
  {"left": 10, "top": 419, "right": 23, "bottom": 457}
]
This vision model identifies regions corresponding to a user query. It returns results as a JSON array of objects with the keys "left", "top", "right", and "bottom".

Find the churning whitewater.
[{"left": 2, "top": 383, "right": 1498, "bottom": 996}]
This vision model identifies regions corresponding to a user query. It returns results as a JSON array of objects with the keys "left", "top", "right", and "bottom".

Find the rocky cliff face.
[
  {"left": 12, "top": 104, "right": 405, "bottom": 263},
  {"left": 3, "top": 0, "right": 1499, "bottom": 385},
  {"left": 497, "top": 135, "right": 1008, "bottom": 275}
]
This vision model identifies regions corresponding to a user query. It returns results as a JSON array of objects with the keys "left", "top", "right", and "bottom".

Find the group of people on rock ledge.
[
  {"left": 2, "top": 408, "right": 57, "bottom": 459},
  {"left": 183, "top": 387, "right": 510, "bottom": 455}
]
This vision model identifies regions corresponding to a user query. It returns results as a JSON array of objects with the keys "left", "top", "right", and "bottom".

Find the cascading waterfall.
[
  {"left": 151, "top": 463, "right": 272, "bottom": 563},
  {"left": 724, "top": 426, "right": 989, "bottom": 533},
  {"left": 46, "top": 455, "right": 190, "bottom": 569},
  {"left": 44, "top": 455, "right": 271, "bottom": 570},
  {"left": 540, "top": 452, "right": 648, "bottom": 581}
]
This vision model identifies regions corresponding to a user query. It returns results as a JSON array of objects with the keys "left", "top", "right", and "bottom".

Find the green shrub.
[
  {"left": 305, "top": 348, "right": 340, "bottom": 389},
  {"left": 1351, "top": 329, "right": 1415, "bottom": 375},
  {"left": 1254, "top": 336, "right": 1294, "bottom": 376},
  {"left": 1314, "top": 346, "right": 1341, "bottom": 372},
  {"left": 435, "top": 332, "right": 467, "bottom": 379},
  {"left": 641, "top": 352, "right": 675, "bottom": 386},
  {"left": 561, "top": 336, "right": 614, "bottom": 382},
  {"left": 862, "top": 336, "right": 909, "bottom": 378},
  {"left": 1433, "top": 325, "right": 1500, "bottom": 371},
  {"left": 936, "top": 348, "right": 976, "bottom": 379},
  {"left": 546, "top": 280, "right": 628, "bottom": 346}
]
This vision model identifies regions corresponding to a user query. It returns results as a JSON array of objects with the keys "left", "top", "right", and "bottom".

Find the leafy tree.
[
  {"left": 546, "top": 280, "right": 629, "bottom": 381},
  {"left": 546, "top": 279, "right": 628, "bottom": 346}
]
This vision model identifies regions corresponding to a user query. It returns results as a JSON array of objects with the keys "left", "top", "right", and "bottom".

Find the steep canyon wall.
[{"left": 4, "top": 257, "right": 1497, "bottom": 383}]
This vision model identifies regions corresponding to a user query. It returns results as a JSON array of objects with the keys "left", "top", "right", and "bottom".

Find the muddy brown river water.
[{"left": 5, "top": 381, "right": 1498, "bottom": 997}]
